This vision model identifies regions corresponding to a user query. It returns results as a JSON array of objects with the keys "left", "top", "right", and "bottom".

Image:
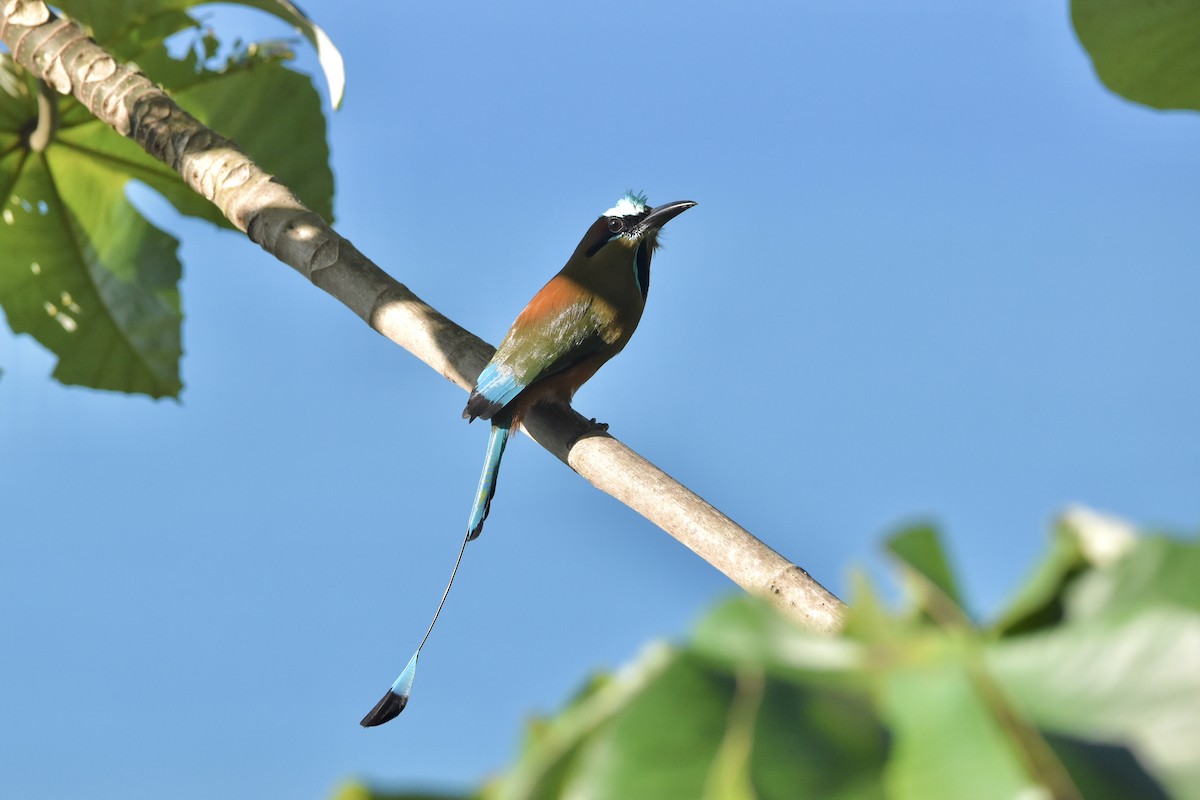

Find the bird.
[{"left": 359, "top": 192, "right": 696, "bottom": 728}]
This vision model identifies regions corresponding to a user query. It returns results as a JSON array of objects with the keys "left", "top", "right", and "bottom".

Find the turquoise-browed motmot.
[{"left": 360, "top": 192, "right": 695, "bottom": 727}]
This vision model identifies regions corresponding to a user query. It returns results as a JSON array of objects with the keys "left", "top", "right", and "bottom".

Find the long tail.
[{"left": 360, "top": 419, "right": 512, "bottom": 728}]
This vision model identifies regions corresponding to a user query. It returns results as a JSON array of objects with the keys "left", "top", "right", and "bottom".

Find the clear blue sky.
[{"left": 3, "top": 2, "right": 1198, "bottom": 798}]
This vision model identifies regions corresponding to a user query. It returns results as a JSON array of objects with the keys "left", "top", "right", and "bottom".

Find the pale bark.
[{"left": 0, "top": 0, "right": 847, "bottom": 632}]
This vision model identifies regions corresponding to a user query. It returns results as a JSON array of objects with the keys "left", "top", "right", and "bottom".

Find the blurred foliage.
[
  {"left": 332, "top": 785, "right": 469, "bottom": 800},
  {"left": 1072, "top": 0, "right": 1200, "bottom": 111},
  {"left": 345, "top": 508, "right": 1199, "bottom": 800},
  {"left": 0, "top": 0, "right": 337, "bottom": 397}
]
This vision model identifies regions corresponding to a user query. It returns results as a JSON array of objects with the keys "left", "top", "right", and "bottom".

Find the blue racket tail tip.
[{"left": 360, "top": 651, "right": 419, "bottom": 728}]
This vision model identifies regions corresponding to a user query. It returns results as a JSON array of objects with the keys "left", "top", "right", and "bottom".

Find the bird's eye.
[{"left": 607, "top": 218, "right": 625, "bottom": 234}]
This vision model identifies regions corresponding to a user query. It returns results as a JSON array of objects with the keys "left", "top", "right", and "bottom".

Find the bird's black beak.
[{"left": 634, "top": 200, "right": 697, "bottom": 237}]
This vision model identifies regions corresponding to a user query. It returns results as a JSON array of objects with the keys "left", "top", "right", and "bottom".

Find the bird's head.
[{"left": 569, "top": 192, "right": 696, "bottom": 299}]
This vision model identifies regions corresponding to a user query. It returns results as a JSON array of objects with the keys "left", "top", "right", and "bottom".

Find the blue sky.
[{"left": 3, "top": 1, "right": 1198, "bottom": 798}]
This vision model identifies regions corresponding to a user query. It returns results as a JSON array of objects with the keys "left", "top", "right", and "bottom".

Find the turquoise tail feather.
[{"left": 467, "top": 418, "right": 511, "bottom": 540}]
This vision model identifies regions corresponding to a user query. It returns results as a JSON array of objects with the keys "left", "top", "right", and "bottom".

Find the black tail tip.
[{"left": 360, "top": 690, "right": 408, "bottom": 728}]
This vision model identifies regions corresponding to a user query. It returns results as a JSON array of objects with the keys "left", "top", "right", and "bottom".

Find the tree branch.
[{"left": 0, "top": 0, "right": 847, "bottom": 633}]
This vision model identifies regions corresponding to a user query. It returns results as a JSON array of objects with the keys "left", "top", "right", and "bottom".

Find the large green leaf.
[
  {"left": 330, "top": 784, "right": 474, "bottom": 800},
  {"left": 54, "top": 54, "right": 334, "bottom": 228},
  {"left": 216, "top": 0, "right": 345, "bottom": 108},
  {"left": 484, "top": 645, "right": 679, "bottom": 800},
  {"left": 55, "top": 0, "right": 345, "bottom": 107},
  {"left": 1072, "top": 0, "right": 1200, "bottom": 111},
  {"left": 989, "top": 523, "right": 1200, "bottom": 799},
  {"left": 0, "top": 2, "right": 334, "bottom": 396},
  {"left": 990, "top": 609, "right": 1198, "bottom": 799},
  {"left": 478, "top": 636, "right": 888, "bottom": 800},
  {"left": 879, "top": 653, "right": 1034, "bottom": 800},
  {"left": 52, "top": 4, "right": 334, "bottom": 226},
  {"left": 0, "top": 85, "right": 182, "bottom": 396},
  {"left": 567, "top": 652, "right": 737, "bottom": 799}
]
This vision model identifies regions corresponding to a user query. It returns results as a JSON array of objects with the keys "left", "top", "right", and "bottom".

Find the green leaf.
[
  {"left": 992, "top": 521, "right": 1087, "bottom": 637},
  {"left": 217, "top": 0, "right": 346, "bottom": 109},
  {"left": 990, "top": 609, "right": 1197, "bottom": 799},
  {"left": 1072, "top": 0, "right": 1200, "bottom": 111},
  {"left": 0, "top": 7, "right": 333, "bottom": 396},
  {"left": 993, "top": 507, "right": 1143, "bottom": 635},
  {"left": 566, "top": 652, "right": 736, "bottom": 800},
  {"left": 878, "top": 654, "right": 1035, "bottom": 800},
  {"left": 885, "top": 524, "right": 967, "bottom": 624},
  {"left": 704, "top": 669, "right": 762, "bottom": 800},
  {"left": 0, "top": 138, "right": 183, "bottom": 397},
  {"left": 52, "top": 1, "right": 196, "bottom": 57},
  {"left": 486, "top": 644, "right": 676, "bottom": 800},
  {"left": 486, "top": 603, "right": 887, "bottom": 800},
  {"left": 547, "top": 651, "right": 886, "bottom": 800},
  {"left": 173, "top": 57, "right": 334, "bottom": 221},
  {"left": 55, "top": 0, "right": 345, "bottom": 108},
  {"left": 1065, "top": 534, "right": 1200, "bottom": 622},
  {"left": 52, "top": 54, "right": 334, "bottom": 229},
  {"left": 746, "top": 677, "right": 888, "bottom": 800},
  {"left": 1043, "top": 733, "right": 1170, "bottom": 800},
  {"left": 692, "top": 595, "right": 863, "bottom": 681},
  {"left": 989, "top": 520, "right": 1200, "bottom": 798},
  {"left": 330, "top": 782, "right": 476, "bottom": 800},
  {"left": 53, "top": 23, "right": 334, "bottom": 227}
]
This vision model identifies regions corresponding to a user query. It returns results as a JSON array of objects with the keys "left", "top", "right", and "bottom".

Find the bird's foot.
[{"left": 568, "top": 417, "right": 611, "bottom": 449}]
